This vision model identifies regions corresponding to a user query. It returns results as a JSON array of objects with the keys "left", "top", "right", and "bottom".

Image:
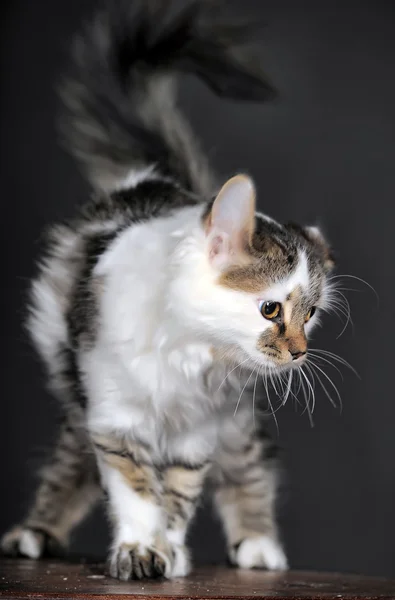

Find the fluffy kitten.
[{"left": 1, "top": 0, "right": 334, "bottom": 580}]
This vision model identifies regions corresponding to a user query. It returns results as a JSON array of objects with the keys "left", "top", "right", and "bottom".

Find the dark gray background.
[{"left": 1, "top": 0, "right": 395, "bottom": 579}]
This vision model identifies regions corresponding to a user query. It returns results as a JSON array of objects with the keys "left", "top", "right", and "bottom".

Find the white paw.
[
  {"left": 170, "top": 544, "right": 191, "bottom": 578},
  {"left": 234, "top": 536, "right": 288, "bottom": 571},
  {"left": 1, "top": 525, "right": 64, "bottom": 559},
  {"left": 19, "top": 530, "right": 43, "bottom": 559},
  {"left": 1, "top": 527, "right": 44, "bottom": 559}
]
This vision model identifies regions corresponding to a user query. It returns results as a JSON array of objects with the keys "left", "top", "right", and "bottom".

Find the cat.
[{"left": 1, "top": 0, "right": 335, "bottom": 581}]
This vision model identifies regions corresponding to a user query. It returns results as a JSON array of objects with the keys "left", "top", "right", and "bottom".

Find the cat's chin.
[
  {"left": 219, "top": 346, "right": 286, "bottom": 373},
  {"left": 246, "top": 356, "right": 305, "bottom": 374},
  {"left": 250, "top": 348, "right": 308, "bottom": 372},
  {"left": 238, "top": 353, "right": 293, "bottom": 374},
  {"left": 266, "top": 358, "right": 306, "bottom": 372},
  {"left": 236, "top": 348, "right": 295, "bottom": 372}
]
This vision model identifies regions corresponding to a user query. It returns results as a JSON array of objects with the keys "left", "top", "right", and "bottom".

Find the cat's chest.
[
  {"left": 90, "top": 341, "right": 222, "bottom": 445},
  {"left": 122, "top": 342, "right": 214, "bottom": 404},
  {"left": 85, "top": 336, "right": 239, "bottom": 461}
]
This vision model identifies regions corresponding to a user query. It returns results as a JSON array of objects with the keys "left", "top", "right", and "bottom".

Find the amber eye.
[
  {"left": 305, "top": 306, "right": 317, "bottom": 322},
  {"left": 259, "top": 301, "right": 281, "bottom": 320}
]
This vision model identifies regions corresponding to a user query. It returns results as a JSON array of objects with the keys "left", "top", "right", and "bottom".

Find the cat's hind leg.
[
  {"left": 1, "top": 418, "right": 101, "bottom": 559},
  {"left": 211, "top": 414, "right": 288, "bottom": 571}
]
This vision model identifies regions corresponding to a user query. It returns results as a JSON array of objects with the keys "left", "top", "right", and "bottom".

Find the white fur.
[
  {"left": 99, "top": 460, "right": 176, "bottom": 577},
  {"left": 98, "top": 460, "right": 164, "bottom": 548},
  {"left": 167, "top": 529, "right": 191, "bottom": 576},
  {"left": 81, "top": 205, "right": 319, "bottom": 442},
  {"left": 85, "top": 205, "right": 234, "bottom": 442},
  {"left": 261, "top": 250, "right": 310, "bottom": 303},
  {"left": 170, "top": 545, "right": 191, "bottom": 577},
  {"left": 255, "top": 212, "right": 280, "bottom": 226},
  {"left": 114, "top": 165, "right": 156, "bottom": 191},
  {"left": 26, "top": 197, "right": 328, "bottom": 579},
  {"left": 27, "top": 227, "right": 80, "bottom": 368},
  {"left": 19, "top": 530, "right": 42, "bottom": 559},
  {"left": 27, "top": 201, "right": 323, "bottom": 461},
  {"left": 30, "top": 203, "right": 319, "bottom": 443},
  {"left": 166, "top": 529, "right": 185, "bottom": 546},
  {"left": 235, "top": 536, "right": 288, "bottom": 571},
  {"left": 166, "top": 528, "right": 190, "bottom": 576}
]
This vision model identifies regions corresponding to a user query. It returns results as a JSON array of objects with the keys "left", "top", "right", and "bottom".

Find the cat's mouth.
[
  {"left": 259, "top": 351, "right": 307, "bottom": 370},
  {"left": 221, "top": 342, "right": 308, "bottom": 373}
]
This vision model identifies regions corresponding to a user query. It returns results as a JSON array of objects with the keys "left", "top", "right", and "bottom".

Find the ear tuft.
[{"left": 305, "top": 226, "right": 335, "bottom": 273}]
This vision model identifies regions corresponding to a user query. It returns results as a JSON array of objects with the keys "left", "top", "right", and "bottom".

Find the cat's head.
[{"left": 175, "top": 175, "right": 334, "bottom": 372}]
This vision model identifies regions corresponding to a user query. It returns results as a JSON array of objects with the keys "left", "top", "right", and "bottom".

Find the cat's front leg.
[
  {"left": 163, "top": 460, "right": 211, "bottom": 577},
  {"left": 91, "top": 433, "right": 173, "bottom": 580}
]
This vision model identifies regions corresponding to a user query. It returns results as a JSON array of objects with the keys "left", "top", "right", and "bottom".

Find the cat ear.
[
  {"left": 205, "top": 175, "right": 256, "bottom": 269},
  {"left": 305, "top": 226, "right": 335, "bottom": 273}
]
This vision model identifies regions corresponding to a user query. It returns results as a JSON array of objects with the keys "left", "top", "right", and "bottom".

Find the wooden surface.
[{"left": 0, "top": 558, "right": 394, "bottom": 600}]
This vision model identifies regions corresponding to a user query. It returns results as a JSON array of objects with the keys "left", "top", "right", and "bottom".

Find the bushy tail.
[{"left": 60, "top": 0, "right": 275, "bottom": 196}]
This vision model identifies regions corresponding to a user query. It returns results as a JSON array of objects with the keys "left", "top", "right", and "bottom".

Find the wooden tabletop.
[{"left": 0, "top": 558, "right": 394, "bottom": 600}]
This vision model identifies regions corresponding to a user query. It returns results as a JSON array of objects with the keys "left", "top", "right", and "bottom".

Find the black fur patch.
[
  {"left": 67, "top": 179, "right": 203, "bottom": 353},
  {"left": 67, "top": 229, "right": 120, "bottom": 349},
  {"left": 167, "top": 460, "right": 209, "bottom": 471},
  {"left": 104, "top": 180, "right": 198, "bottom": 222},
  {"left": 52, "top": 345, "right": 88, "bottom": 409}
]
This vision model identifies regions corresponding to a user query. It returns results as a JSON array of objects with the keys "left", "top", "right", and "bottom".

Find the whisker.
[
  {"left": 286, "top": 370, "right": 303, "bottom": 407},
  {"left": 307, "top": 352, "right": 343, "bottom": 380},
  {"left": 308, "top": 360, "right": 342, "bottom": 412},
  {"left": 294, "top": 369, "right": 303, "bottom": 397},
  {"left": 309, "top": 348, "right": 360, "bottom": 379},
  {"left": 300, "top": 366, "right": 316, "bottom": 416},
  {"left": 323, "top": 298, "right": 351, "bottom": 321},
  {"left": 262, "top": 368, "right": 279, "bottom": 434},
  {"left": 234, "top": 368, "right": 255, "bottom": 418},
  {"left": 307, "top": 361, "right": 337, "bottom": 410},
  {"left": 304, "top": 363, "right": 320, "bottom": 410},
  {"left": 283, "top": 370, "right": 293, "bottom": 405},
  {"left": 334, "top": 287, "right": 363, "bottom": 294},
  {"left": 335, "top": 291, "right": 354, "bottom": 338},
  {"left": 252, "top": 366, "right": 259, "bottom": 429},
  {"left": 278, "top": 368, "right": 302, "bottom": 407},
  {"left": 298, "top": 368, "right": 314, "bottom": 426},
  {"left": 269, "top": 369, "right": 282, "bottom": 399},
  {"left": 328, "top": 273, "right": 379, "bottom": 305},
  {"left": 297, "top": 369, "right": 308, "bottom": 413},
  {"left": 217, "top": 358, "right": 250, "bottom": 392},
  {"left": 278, "top": 371, "right": 287, "bottom": 396}
]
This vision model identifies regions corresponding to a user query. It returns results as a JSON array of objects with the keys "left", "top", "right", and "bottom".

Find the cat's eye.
[
  {"left": 259, "top": 301, "right": 281, "bottom": 320},
  {"left": 305, "top": 306, "right": 317, "bottom": 322}
]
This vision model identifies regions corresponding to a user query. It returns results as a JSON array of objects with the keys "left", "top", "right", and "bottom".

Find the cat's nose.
[{"left": 290, "top": 350, "right": 306, "bottom": 361}]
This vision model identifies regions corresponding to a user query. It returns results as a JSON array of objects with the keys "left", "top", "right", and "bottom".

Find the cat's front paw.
[
  {"left": 109, "top": 542, "right": 173, "bottom": 581},
  {"left": 1, "top": 526, "right": 64, "bottom": 559},
  {"left": 230, "top": 536, "right": 288, "bottom": 571},
  {"left": 170, "top": 543, "right": 191, "bottom": 577}
]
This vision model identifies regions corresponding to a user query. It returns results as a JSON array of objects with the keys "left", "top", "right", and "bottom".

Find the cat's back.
[{"left": 26, "top": 177, "right": 203, "bottom": 374}]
